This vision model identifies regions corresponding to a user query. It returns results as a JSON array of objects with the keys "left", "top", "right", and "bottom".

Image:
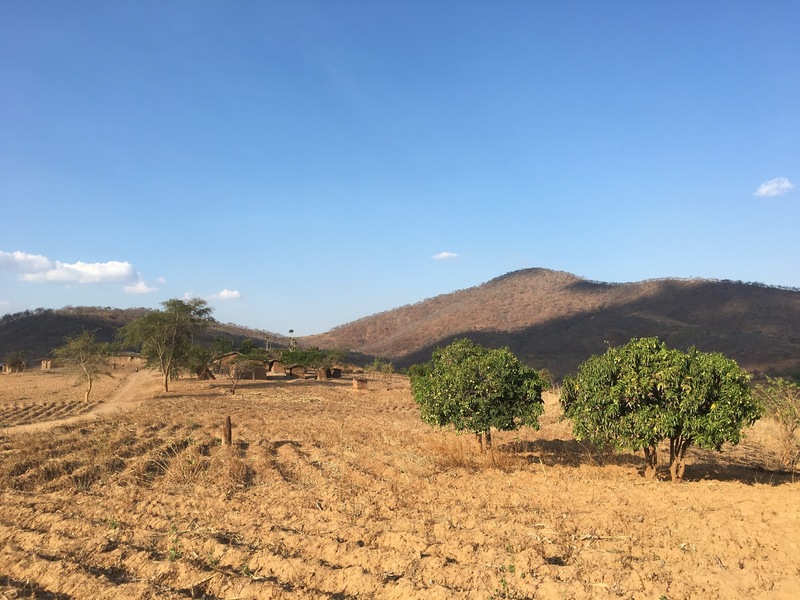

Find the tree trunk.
[
  {"left": 84, "top": 376, "right": 93, "bottom": 403},
  {"left": 643, "top": 445, "right": 658, "bottom": 480},
  {"left": 475, "top": 431, "right": 492, "bottom": 452},
  {"left": 669, "top": 438, "right": 691, "bottom": 482}
]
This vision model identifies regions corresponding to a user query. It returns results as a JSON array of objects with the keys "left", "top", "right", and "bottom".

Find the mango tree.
[
  {"left": 410, "top": 338, "right": 548, "bottom": 450},
  {"left": 561, "top": 337, "right": 760, "bottom": 481}
]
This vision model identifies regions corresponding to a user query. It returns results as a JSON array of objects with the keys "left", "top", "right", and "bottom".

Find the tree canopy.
[
  {"left": 117, "top": 298, "right": 214, "bottom": 392},
  {"left": 410, "top": 339, "right": 548, "bottom": 449},
  {"left": 560, "top": 337, "right": 761, "bottom": 481}
]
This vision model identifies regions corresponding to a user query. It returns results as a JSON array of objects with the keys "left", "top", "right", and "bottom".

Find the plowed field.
[{"left": 1, "top": 368, "right": 798, "bottom": 599}]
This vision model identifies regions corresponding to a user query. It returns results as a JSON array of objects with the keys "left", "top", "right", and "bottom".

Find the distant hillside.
[
  {"left": 0, "top": 306, "right": 284, "bottom": 362},
  {"left": 4, "top": 269, "right": 799, "bottom": 380},
  {"left": 307, "top": 268, "right": 800, "bottom": 380}
]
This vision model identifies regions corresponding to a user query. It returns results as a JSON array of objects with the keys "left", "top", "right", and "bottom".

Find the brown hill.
[
  {"left": 3, "top": 269, "right": 798, "bottom": 380},
  {"left": 307, "top": 268, "right": 800, "bottom": 379},
  {"left": 0, "top": 306, "right": 284, "bottom": 362}
]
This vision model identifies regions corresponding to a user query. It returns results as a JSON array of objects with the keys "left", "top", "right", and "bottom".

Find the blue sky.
[{"left": 2, "top": 2, "right": 798, "bottom": 335}]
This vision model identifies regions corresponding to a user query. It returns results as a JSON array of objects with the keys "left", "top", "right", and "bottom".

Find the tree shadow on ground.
[
  {"left": 499, "top": 439, "right": 798, "bottom": 486},
  {"left": 681, "top": 460, "right": 795, "bottom": 485},
  {"left": 499, "top": 438, "right": 642, "bottom": 469},
  {"left": 683, "top": 444, "right": 796, "bottom": 486}
]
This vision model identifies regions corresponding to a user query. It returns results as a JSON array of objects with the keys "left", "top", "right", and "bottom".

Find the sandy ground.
[{"left": 0, "top": 368, "right": 798, "bottom": 599}]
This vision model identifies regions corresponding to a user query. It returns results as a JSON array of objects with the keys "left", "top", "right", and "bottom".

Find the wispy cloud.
[
  {"left": 209, "top": 289, "right": 241, "bottom": 300},
  {"left": 432, "top": 251, "right": 460, "bottom": 260},
  {"left": 124, "top": 280, "right": 158, "bottom": 294},
  {"left": 754, "top": 177, "right": 794, "bottom": 197}
]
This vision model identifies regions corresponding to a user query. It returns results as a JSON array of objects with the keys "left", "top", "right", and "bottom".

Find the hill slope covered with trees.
[
  {"left": 308, "top": 268, "right": 800, "bottom": 379},
  {"left": 2, "top": 268, "right": 799, "bottom": 380},
  {"left": 0, "top": 306, "right": 283, "bottom": 363}
]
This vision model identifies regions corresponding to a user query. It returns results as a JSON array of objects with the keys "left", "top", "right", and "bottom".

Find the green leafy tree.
[
  {"left": 366, "top": 357, "right": 395, "bottom": 374},
  {"left": 756, "top": 377, "right": 800, "bottom": 470},
  {"left": 53, "top": 330, "right": 111, "bottom": 402},
  {"left": 410, "top": 339, "right": 548, "bottom": 450},
  {"left": 241, "top": 346, "right": 271, "bottom": 362},
  {"left": 186, "top": 344, "right": 214, "bottom": 379},
  {"left": 212, "top": 335, "right": 235, "bottom": 358},
  {"left": 561, "top": 337, "right": 760, "bottom": 481},
  {"left": 238, "top": 338, "right": 257, "bottom": 354},
  {"left": 117, "top": 298, "right": 214, "bottom": 392},
  {"left": 560, "top": 338, "right": 678, "bottom": 479}
]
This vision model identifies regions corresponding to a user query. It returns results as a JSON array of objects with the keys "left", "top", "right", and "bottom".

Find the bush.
[
  {"left": 756, "top": 377, "right": 800, "bottom": 470},
  {"left": 410, "top": 339, "right": 548, "bottom": 450},
  {"left": 561, "top": 337, "right": 760, "bottom": 481}
]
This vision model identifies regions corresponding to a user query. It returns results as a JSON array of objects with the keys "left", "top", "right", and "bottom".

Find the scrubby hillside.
[
  {"left": 4, "top": 269, "right": 799, "bottom": 379},
  {"left": 308, "top": 268, "right": 800, "bottom": 378},
  {"left": 0, "top": 306, "right": 284, "bottom": 361}
]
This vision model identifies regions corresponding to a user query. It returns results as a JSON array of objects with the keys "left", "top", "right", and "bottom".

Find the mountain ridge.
[
  {"left": 307, "top": 268, "right": 800, "bottom": 379},
  {"left": 2, "top": 268, "right": 798, "bottom": 380}
]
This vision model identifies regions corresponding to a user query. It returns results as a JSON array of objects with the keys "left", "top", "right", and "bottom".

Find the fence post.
[{"left": 224, "top": 416, "right": 232, "bottom": 447}]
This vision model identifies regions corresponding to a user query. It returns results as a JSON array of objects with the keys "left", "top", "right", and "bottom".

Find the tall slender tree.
[
  {"left": 53, "top": 330, "right": 111, "bottom": 402},
  {"left": 117, "top": 298, "right": 214, "bottom": 392}
]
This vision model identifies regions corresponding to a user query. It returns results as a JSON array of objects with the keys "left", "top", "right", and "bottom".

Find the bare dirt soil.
[{"left": 1, "top": 369, "right": 798, "bottom": 599}]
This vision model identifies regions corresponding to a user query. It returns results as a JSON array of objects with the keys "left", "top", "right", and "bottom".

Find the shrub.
[
  {"left": 756, "top": 377, "right": 800, "bottom": 470},
  {"left": 410, "top": 339, "right": 548, "bottom": 450},
  {"left": 561, "top": 337, "right": 761, "bottom": 481}
]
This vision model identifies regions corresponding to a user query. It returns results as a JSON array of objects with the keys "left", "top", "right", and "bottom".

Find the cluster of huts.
[{"left": 201, "top": 352, "right": 342, "bottom": 381}]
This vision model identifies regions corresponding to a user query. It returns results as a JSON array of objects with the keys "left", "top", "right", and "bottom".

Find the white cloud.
[
  {"left": 124, "top": 280, "right": 158, "bottom": 294},
  {"left": 754, "top": 177, "right": 794, "bottom": 197},
  {"left": 432, "top": 251, "right": 460, "bottom": 260},
  {"left": 0, "top": 250, "right": 51, "bottom": 273},
  {"left": 0, "top": 250, "right": 137, "bottom": 284},
  {"left": 209, "top": 289, "right": 241, "bottom": 300},
  {"left": 23, "top": 260, "right": 136, "bottom": 283},
  {"left": 0, "top": 248, "right": 155, "bottom": 298}
]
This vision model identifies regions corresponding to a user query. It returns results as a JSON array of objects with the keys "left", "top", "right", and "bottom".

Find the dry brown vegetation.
[
  {"left": 1, "top": 368, "right": 799, "bottom": 599},
  {"left": 310, "top": 268, "right": 800, "bottom": 378}
]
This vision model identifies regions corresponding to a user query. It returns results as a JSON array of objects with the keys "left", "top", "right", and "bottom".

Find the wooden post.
[{"left": 223, "top": 416, "right": 232, "bottom": 447}]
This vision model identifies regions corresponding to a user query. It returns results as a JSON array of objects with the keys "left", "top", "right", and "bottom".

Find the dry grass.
[{"left": 1, "top": 372, "right": 799, "bottom": 599}]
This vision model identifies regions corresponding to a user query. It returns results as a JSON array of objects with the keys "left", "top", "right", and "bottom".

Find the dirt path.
[{"left": 2, "top": 369, "right": 163, "bottom": 435}]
